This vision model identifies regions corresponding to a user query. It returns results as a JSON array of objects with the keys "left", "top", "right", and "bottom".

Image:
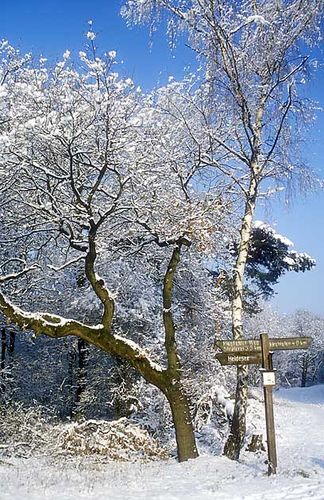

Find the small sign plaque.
[{"left": 261, "top": 370, "right": 276, "bottom": 387}]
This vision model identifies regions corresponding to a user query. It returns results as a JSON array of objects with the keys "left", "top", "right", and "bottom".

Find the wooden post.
[{"left": 260, "top": 333, "right": 277, "bottom": 476}]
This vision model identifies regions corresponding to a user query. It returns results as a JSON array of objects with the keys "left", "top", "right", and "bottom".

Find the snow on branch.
[
  {"left": 0, "top": 265, "right": 40, "bottom": 283},
  {"left": 254, "top": 221, "right": 294, "bottom": 247},
  {"left": 48, "top": 255, "right": 85, "bottom": 272}
]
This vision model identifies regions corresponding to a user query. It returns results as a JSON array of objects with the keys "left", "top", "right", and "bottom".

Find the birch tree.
[
  {"left": 122, "top": 0, "right": 324, "bottom": 458},
  {"left": 0, "top": 39, "right": 230, "bottom": 461}
]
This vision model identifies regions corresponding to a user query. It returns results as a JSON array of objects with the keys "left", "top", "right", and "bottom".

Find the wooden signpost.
[{"left": 214, "top": 334, "right": 312, "bottom": 475}]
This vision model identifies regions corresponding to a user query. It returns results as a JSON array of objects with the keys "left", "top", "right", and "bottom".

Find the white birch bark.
[
  {"left": 223, "top": 177, "right": 258, "bottom": 459},
  {"left": 224, "top": 99, "right": 265, "bottom": 459}
]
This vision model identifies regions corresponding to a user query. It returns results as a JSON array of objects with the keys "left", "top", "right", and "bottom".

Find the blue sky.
[
  {"left": 1, "top": 0, "right": 324, "bottom": 316},
  {"left": 1, "top": 0, "right": 194, "bottom": 88}
]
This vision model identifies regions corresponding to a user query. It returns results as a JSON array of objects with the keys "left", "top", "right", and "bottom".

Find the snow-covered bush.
[
  {"left": 0, "top": 402, "right": 169, "bottom": 461},
  {"left": 0, "top": 403, "right": 55, "bottom": 458},
  {"left": 56, "top": 418, "right": 169, "bottom": 461}
]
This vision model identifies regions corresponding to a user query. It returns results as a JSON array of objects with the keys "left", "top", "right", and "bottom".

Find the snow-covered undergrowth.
[
  {"left": 57, "top": 419, "right": 169, "bottom": 461},
  {"left": 0, "top": 404, "right": 53, "bottom": 458},
  {"left": 0, "top": 408, "right": 168, "bottom": 461},
  {"left": 0, "top": 385, "right": 323, "bottom": 499}
]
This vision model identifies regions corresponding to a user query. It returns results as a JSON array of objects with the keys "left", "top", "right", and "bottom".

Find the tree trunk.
[
  {"left": 246, "top": 433, "right": 265, "bottom": 453},
  {"left": 301, "top": 354, "right": 309, "bottom": 387},
  {"left": 70, "top": 338, "right": 89, "bottom": 420},
  {"left": 164, "top": 381, "right": 198, "bottom": 462},
  {"left": 161, "top": 240, "right": 199, "bottom": 462},
  {"left": 224, "top": 175, "right": 258, "bottom": 460},
  {"left": 0, "top": 328, "right": 6, "bottom": 392},
  {"left": 8, "top": 330, "right": 15, "bottom": 357},
  {"left": 223, "top": 365, "right": 249, "bottom": 459},
  {"left": 75, "top": 338, "right": 88, "bottom": 405}
]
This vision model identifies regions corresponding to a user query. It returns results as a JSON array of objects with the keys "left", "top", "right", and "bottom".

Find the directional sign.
[
  {"left": 214, "top": 336, "right": 312, "bottom": 354},
  {"left": 268, "top": 337, "right": 312, "bottom": 351},
  {"left": 215, "top": 339, "right": 260, "bottom": 353},
  {"left": 215, "top": 352, "right": 262, "bottom": 366}
]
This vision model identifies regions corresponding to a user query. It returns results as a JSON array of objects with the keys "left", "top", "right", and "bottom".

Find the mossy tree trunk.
[
  {"left": 161, "top": 240, "right": 199, "bottom": 461},
  {"left": 163, "top": 380, "right": 198, "bottom": 461}
]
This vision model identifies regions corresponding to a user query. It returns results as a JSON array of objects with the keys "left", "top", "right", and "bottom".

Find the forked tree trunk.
[
  {"left": 161, "top": 240, "right": 199, "bottom": 462},
  {"left": 223, "top": 90, "right": 265, "bottom": 461},
  {"left": 164, "top": 381, "right": 198, "bottom": 462},
  {"left": 0, "top": 238, "right": 199, "bottom": 462}
]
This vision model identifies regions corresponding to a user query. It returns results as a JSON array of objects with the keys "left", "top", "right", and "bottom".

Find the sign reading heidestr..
[
  {"left": 215, "top": 352, "right": 262, "bottom": 366},
  {"left": 261, "top": 370, "right": 276, "bottom": 387}
]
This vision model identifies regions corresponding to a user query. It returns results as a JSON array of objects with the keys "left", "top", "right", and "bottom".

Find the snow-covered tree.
[
  {"left": 243, "top": 222, "right": 315, "bottom": 311},
  {"left": 246, "top": 305, "right": 324, "bottom": 387},
  {"left": 122, "top": 0, "right": 324, "bottom": 458},
  {"left": 214, "top": 222, "right": 316, "bottom": 315},
  {"left": 0, "top": 37, "right": 231, "bottom": 461},
  {"left": 286, "top": 310, "right": 324, "bottom": 387}
]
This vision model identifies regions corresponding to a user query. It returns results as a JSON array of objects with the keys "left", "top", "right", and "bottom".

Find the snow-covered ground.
[{"left": 0, "top": 385, "right": 323, "bottom": 500}]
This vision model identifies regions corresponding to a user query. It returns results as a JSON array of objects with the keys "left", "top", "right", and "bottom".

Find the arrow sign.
[
  {"left": 215, "top": 352, "right": 262, "bottom": 366},
  {"left": 268, "top": 337, "right": 312, "bottom": 351},
  {"left": 215, "top": 339, "right": 260, "bottom": 353},
  {"left": 214, "top": 336, "right": 312, "bottom": 354}
]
